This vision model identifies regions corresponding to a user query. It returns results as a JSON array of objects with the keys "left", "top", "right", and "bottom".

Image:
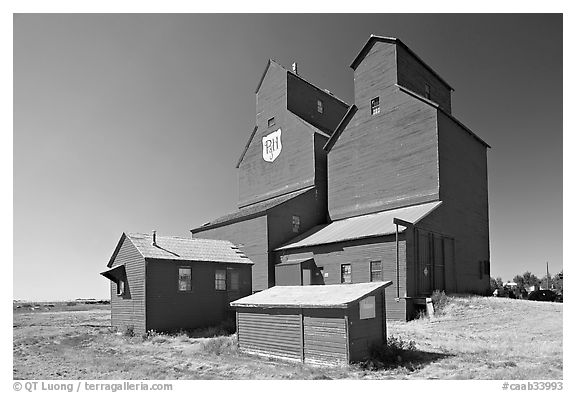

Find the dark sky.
[{"left": 13, "top": 14, "right": 562, "bottom": 300}]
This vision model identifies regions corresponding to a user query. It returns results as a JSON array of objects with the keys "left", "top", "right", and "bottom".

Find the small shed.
[
  {"left": 101, "top": 232, "right": 253, "bottom": 335},
  {"left": 231, "top": 281, "right": 392, "bottom": 365}
]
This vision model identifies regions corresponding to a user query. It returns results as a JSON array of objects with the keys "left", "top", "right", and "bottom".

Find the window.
[
  {"left": 341, "top": 264, "right": 352, "bottom": 284},
  {"left": 317, "top": 99, "right": 324, "bottom": 114},
  {"left": 229, "top": 269, "right": 240, "bottom": 291},
  {"left": 116, "top": 279, "right": 125, "bottom": 296},
  {"left": 370, "top": 97, "right": 380, "bottom": 115},
  {"left": 178, "top": 267, "right": 192, "bottom": 292},
  {"left": 359, "top": 296, "right": 376, "bottom": 319},
  {"left": 370, "top": 260, "right": 382, "bottom": 282},
  {"left": 268, "top": 117, "right": 275, "bottom": 128},
  {"left": 215, "top": 270, "right": 227, "bottom": 290},
  {"left": 424, "top": 83, "right": 431, "bottom": 99},
  {"left": 292, "top": 215, "right": 300, "bottom": 233}
]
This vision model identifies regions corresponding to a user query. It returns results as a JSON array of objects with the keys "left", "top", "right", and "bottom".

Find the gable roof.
[
  {"left": 190, "top": 186, "right": 315, "bottom": 233},
  {"left": 350, "top": 35, "right": 454, "bottom": 91},
  {"left": 275, "top": 201, "right": 442, "bottom": 251},
  {"left": 107, "top": 232, "right": 253, "bottom": 267},
  {"left": 230, "top": 281, "right": 392, "bottom": 309}
]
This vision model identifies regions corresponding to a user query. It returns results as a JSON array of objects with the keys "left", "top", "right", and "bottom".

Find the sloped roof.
[
  {"left": 275, "top": 201, "right": 442, "bottom": 251},
  {"left": 231, "top": 281, "right": 392, "bottom": 309},
  {"left": 350, "top": 35, "right": 454, "bottom": 91},
  {"left": 107, "top": 233, "right": 253, "bottom": 267},
  {"left": 191, "top": 186, "right": 315, "bottom": 233}
]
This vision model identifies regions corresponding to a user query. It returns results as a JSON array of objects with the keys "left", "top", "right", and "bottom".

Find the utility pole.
[{"left": 546, "top": 262, "right": 550, "bottom": 290}]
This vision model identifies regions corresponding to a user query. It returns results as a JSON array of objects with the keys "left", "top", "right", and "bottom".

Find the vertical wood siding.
[
  {"left": 418, "top": 112, "right": 490, "bottom": 295},
  {"left": 276, "top": 236, "right": 407, "bottom": 320},
  {"left": 347, "top": 293, "right": 385, "bottom": 361},
  {"left": 109, "top": 237, "right": 146, "bottom": 335},
  {"left": 145, "top": 261, "right": 251, "bottom": 332},
  {"left": 396, "top": 45, "right": 452, "bottom": 113},
  {"left": 193, "top": 216, "right": 269, "bottom": 291},
  {"left": 237, "top": 309, "right": 302, "bottom": 361},
  {"left": 286, "top": 73, "right": 349, "bottom": 135},
  {"left": 328, "top": 41, "right": 440, "bottom": 220}
]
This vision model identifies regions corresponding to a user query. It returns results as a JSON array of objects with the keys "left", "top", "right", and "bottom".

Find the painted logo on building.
[{"left": 262, "top": 129, "right": 282, "bottom": 162}]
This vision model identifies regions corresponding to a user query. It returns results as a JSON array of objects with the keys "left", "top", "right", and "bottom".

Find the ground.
[{"left": 13, "top": 296, "right": 562, "bottom": 380}]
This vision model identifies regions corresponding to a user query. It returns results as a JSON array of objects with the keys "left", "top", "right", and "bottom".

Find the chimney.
[
  {"left": 152, "top": 230, "right": 157, "bottom": 246},
  {"left": 292, "top": 62, "right": 298, "bottom": 75}
]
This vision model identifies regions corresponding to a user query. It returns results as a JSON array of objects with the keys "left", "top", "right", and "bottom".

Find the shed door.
[
  {"left": 237, "top": 310, "right": 302, "bottom": 361},
  {"left": 303, "top": 313, "right": 348, "bottom": 364}
]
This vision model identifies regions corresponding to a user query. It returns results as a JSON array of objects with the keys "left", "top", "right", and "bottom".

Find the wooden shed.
[
  {"left": 101, "top": 232, "right": 253, "bottom": 335},
  {"left": 231, "top": 281, "right": 392, "bottom": 365}
]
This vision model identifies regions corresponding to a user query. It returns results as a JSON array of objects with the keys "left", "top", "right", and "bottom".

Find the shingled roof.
[
  {"left": 231, "top": 281, "right": 392, "bottom": 309},
  {"left": 107, "top": 232, "right": 252, "bottom": 268}
]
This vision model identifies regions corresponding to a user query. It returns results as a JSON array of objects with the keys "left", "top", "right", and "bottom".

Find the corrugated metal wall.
[{"left": 237, "top": 309, "right": 302, "bottom": 361}]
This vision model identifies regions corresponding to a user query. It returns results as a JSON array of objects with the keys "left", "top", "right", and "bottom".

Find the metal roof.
[
  {"left": 113, "top": 233, "right": 253, "bottom": 265},
  {"left": 230, "top": 281, "right": 392, "bottom": 309},
  {"left": 191, "top": 186, "right": 315, "bottom": 233},
  {"left": 275, "top": 201, "right": 442, "bottom": 251}
]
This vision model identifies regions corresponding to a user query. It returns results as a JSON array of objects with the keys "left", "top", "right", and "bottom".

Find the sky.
[{"left": 13, "top": 14, "right": 563, "bottom": 300}]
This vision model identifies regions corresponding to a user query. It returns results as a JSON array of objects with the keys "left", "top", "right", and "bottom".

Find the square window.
[
  {"left": 359, "top": 296, "right": 376, "bottom": 319},
  {"left": 370, "top": 260, "right": 382, "bottom": 282},
  {"left": 116, "top": 280, "right": 125, "bottom": 296},
  {"left": 292, "top": 215, "right": 300, "bottom": 233},
  {"left": 178, "top": 267, "right": 192, "bottom": 292},
  {"left": 215, "top": 270, "right": 227, "bottom": 290},
  {"left": 341, "top": 264, "right": 352, "bottom": 284},
  {"left": 317, "top": 99, "right": 324, "bottom": 114},
  {"left": 268, "top": 117, "right": 275, "bottom": 128},
  {"left": 425, "top": 83, "right": 431, "bottom": 99},
  {"left": 370, "top": 97, "right": 380, "bottom": 115}
]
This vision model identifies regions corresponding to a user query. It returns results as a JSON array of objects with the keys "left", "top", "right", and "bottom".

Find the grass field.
[{"left": 13, "top": 296, "right": 562, "bottom": 380}]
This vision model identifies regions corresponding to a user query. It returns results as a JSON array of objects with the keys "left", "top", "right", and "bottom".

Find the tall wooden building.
[{"left": 191, "top": 35, "right": 490, "bottom": 320}]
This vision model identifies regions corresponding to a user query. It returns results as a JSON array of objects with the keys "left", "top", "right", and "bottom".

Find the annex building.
[{"left": 190, "top": 35, "right": 491, "bottom": 321}]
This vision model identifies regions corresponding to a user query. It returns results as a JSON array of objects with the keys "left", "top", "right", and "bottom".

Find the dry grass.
[{"left": 13, "top": 296, "right": 562, "bottom": 380}]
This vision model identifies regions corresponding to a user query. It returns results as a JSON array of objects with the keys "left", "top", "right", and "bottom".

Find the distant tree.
[
  {"left": 551, "top": 271, "right": 563, "bottom": 292},
  {"left": 490, "top": 277, "right": 503, "bottom": 292},
  {"left": 513, "top": 272, "right": 540, "bottom": 290}
]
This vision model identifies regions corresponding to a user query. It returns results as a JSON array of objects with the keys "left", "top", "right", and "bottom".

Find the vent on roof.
[
  {"left": 324, "top": 89, "right": 334, "bottom": 96},
  {"left": 292, "top": 62, "right": 298, "bottom": 75},
  {"left": 152, "top": 230, "right": 157, "bottom": 246}
]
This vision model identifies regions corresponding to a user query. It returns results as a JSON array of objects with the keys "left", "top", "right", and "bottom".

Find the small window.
[
  {"left": 341, "top": 264, "right": 352, "bottom": 284},
  {"left": 424, "top": 83, "right": 431, "bottom": 99},
  {"left": 370, "top": 260, "right": 382, "bottom": 282},
  {"left": 370, "top": 97, "right": 380, "bottom": 115},
  {"left": 268, "top": 117, "right": 275, "bottom": 128},
  {"left": 359, "top": 296, "right": 376, "bottom": 319},
  {"left": 229, "top": 269, "right": 240, "bottom": 291},
  {"left": 215, "top": 270, "right": 227, "bottom": 290},
  {"left": 292, "top": 215, "right": 300, "bottom": 233},
  {"left": 116, "top": 280, "right": 125, "bottom": 296},
  {"left": 178, "top": 267, "right": 192, "bottom": 292},
  {"left": 317, "top": 99, "right": 324, "bottom": 114}
]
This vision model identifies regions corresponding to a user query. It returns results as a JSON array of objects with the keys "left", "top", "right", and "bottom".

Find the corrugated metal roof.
[
  {"left": 275, "top": 201, "right": 442, "bottom": 251},
  {"left": 191, "top": 186, "right": 314, "bottom": 232},
  {"left": 231, "top": 282, "right": 392, "bottom": 309},
  {"left": 125, "top": 233, "right": 253, "bottom": 264}
]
